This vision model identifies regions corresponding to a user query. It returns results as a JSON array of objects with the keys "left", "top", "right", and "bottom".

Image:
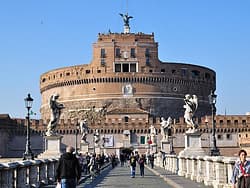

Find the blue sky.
[{"left": 0, "top": 0, "right": 249, "bottom": 118}]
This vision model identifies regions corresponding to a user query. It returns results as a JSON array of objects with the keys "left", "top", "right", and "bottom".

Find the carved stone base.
[
  {"left": 151, "top": 144, "right": 157, "bottom": 154},
  {"left": 80, "top": 143, "right": 89, "bottom": 154},
  {"left": 179, "top": 131, "right": 205, "bottom": 157},
  {"left": 161, "top": 140, "right": 171, "bottom": 153},
  {"left": 95, "top": 146, "right": 101, "bottom": 155},
  {"left": 39, "top": 135, "right": 63, "bottom": 158}
]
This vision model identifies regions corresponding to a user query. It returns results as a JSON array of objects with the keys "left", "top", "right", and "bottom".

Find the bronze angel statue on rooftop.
[{"left": 119, "top": 13, "right": 133, "bottom": 27}]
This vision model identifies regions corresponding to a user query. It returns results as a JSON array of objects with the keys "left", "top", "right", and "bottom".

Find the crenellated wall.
[{"left": 1, "top": 114, "right": 250, "bottom": 157}]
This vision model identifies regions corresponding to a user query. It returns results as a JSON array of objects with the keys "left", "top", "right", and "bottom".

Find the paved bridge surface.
[{"left": 44, "top": 164, "right": 212, "bottom": 188}]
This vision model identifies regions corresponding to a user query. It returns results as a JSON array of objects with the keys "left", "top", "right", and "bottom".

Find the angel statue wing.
[{"left": 190, "top": 95, "right": 198, "bottom": 113}]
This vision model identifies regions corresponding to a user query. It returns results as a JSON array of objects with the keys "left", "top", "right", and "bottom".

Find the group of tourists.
[
  {"left": 55, "top": 146, "right": 117, "bottom": 188},
  {"left": 54, "top": 145, "right": 250, "bottom": 188}
]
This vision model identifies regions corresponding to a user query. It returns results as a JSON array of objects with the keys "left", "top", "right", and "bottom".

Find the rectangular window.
[
  {"left": 140, "top": 136, "right": 146, "bottom": 144},
  {"left": 146, "top": 57, "right": 150, "bottom": 66},
  {"left": 181, "top": 68, "right": 187, "bottom": 76},
  {"left": 115, "top": 64, "right": 121, "bottom": 72},
  {"left": 122, "top": 64, "right": 129, "bottom": 72},
  {"left": 131, "top": 48, "right": 136, "bottom": 58},
  {"left": 226, "top": 134, "right": 232, "bottom": 140},
  {"left": 130, "top": 63, "right": 136, "bottom": 72},
  {"left": 101, "top": 59, "right": 105, "bottom": 66},
  {"left": 145, "top": 48, "right": 150, "bottom": 57},
  {"left": 242, "top": 120, "right": 247, "bottom": 125},
  {"left": 114, "top": 62, "right": 138, "bottom": 73},
  {"left": 101, "top": 48, "right": 105, "bottom": 58},
  {"left": 217, "top": 134, "right": 222, "bottom": 140},
  {"left": 219, "top": 120, "right": 223, "bottom": 126},
  {"left": 115, "top": 48, "right": 121, "bottom": 58},
  {"left": 234, "top": 120, "right": 238, "bottom": 125}
]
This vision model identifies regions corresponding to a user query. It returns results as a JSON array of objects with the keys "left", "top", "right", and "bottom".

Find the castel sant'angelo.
[
  {"left": 1, "top": 13, "right": 250, "bottom": 158},
  {"left": 40, "top": 13, "right": 215, "bottom": 122}
]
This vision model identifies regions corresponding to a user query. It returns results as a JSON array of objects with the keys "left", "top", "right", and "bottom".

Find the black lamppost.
[
  {"left": 75, "top": 119, "right": 79, "bottom": 155},
  {"left": 23, "top": 93, "right": 34, "bottom": 160},
  {"left": 209, "top": 90, "right": 220, "bottom": 156}
]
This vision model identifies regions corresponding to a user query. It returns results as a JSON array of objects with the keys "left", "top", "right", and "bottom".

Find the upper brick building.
[{"left": 40, "top": 20, "right": 216, "bottom": 122}]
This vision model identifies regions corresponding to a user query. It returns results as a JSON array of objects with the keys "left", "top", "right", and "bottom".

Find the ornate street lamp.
[
  {"left": 75, "top": 119, "right": 79, "bottom": 155},
  {"left": 208, "top": 90, "right": 220, "bottom": 156},
  {"left": 23, "top": 93, "right": 34, "bottom": 160}
]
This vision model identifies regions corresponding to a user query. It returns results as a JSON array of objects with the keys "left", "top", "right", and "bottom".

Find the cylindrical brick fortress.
[{"left": 40, "top": 32, "right": 215, "bottom": 121}]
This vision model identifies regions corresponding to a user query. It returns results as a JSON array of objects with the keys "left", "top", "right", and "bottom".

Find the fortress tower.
[{"left": 40, "top": 14, "right": 216, "bottom": 122}]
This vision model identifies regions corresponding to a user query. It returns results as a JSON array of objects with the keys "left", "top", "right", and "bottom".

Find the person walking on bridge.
[
  {"left": 129, "top": 152, "right": 136, "bottom": 178},
  {"left": 231, "top": 149, "right": 250, "bottom": 188},
  {"left": 55, "top": 146, "right": 81, "bottom": 188}
]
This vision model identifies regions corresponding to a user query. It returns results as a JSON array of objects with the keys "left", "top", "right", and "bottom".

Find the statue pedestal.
[
  {"left": 179, "top": 131, "right": 205, "bottom": 157},
  {"left": 39, "top": 135, "right": 63, "bottom": 158},
  {"left": 161, "top": 140, "right": 171, "bottom": 153},
  {"left": 151, "top": 143, "right": 157, "bottom": 154},
  {"left": 80, "top": 142, "right": 89, "bottom": 154},
  {"left": 95, "top": 146, "right": 101, "bottom": 155}
]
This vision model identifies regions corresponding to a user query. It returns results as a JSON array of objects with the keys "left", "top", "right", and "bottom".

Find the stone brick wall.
[{"left": 40, "top": 32, "right": 216, "bottom": 121}]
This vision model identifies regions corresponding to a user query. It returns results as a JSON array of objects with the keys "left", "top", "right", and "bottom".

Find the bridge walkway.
[{"left": 43, "top": 164, "right": 213, "bottom": 188}]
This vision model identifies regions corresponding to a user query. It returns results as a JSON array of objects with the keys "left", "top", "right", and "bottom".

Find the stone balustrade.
[
  {"left": 155, "top": 154, "right": 237, "bottom": 188},
  {"left": 0, "top": 158, "right": 58, "bottom": 188},
  {"left": 0, "top": 154, "right": 238, "bottom": 188}
]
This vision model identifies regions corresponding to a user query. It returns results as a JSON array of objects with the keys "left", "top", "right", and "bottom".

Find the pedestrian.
[
  {"left": 55, "top": 146, "right": 81, "bottom": 188},
  {"left": 160, "top": 151, "right": 166, "bottom": 167},
  {"left": 149, "top": 153, "right": 155, "bottom": 169},
  {"left": 231, "top": 149, "right": 250, "bottom": 188},
  {"left": 138, "top": 154, "right": 145, "bottom": 177},
  {"left": 129, "top": 152, "right": 136, "bottom": 178},
  {"left": 88, "top": 153, "right": 96, "bottom": 179}
]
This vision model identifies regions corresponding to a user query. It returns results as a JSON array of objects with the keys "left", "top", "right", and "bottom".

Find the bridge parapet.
[
  {"left": 155, "top": 154, "right": 237, "bottom": 188},
  {"left": 0, "top": 158, "right": 58, "bottom": 187}
]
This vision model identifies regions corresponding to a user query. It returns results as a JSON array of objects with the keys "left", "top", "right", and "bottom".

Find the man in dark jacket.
[{"left": 55, "top": 146, "right": 81, "bottom": 188}]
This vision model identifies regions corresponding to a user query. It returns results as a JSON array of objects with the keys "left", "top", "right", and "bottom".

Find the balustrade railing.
[
  {"left": 0, "top": 154, "right": 237, "bottom": 188},
  {"left": 154, "top": 153, "right": 236, "bottom": 188},
  {"left": 0, "top": 158, "right": 58, "bottom": 188}
]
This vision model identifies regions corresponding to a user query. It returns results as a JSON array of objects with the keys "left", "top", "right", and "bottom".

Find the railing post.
[
  {"left": 196, "top": 156, "right": 205, "bottom": 183},
  {"left": 47, "top": 158, "right": 58, "bottom": 183},
  {"left": 223, "top": 157, "right": 236, "bottom": 188},
  {"left": 39, "top": 159, "right": 49, "bottom": 185},
  {"left": 212, "top": 156, "right": 225, "bottom": 187},
  {"left": 1, "top": 162, "right": 19, "bottom": 188},
  {"left": 190, "top": 156, "right": 197, "bottom": 181},
  {"left": 185, "top": 156, "right": 192, "bottom": 178},
  {"left": 178, "top": 155, "right": 186, "bottom": 176},
  {"left": 204, "top": 156, "right": 214, "bottom": 186}
]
